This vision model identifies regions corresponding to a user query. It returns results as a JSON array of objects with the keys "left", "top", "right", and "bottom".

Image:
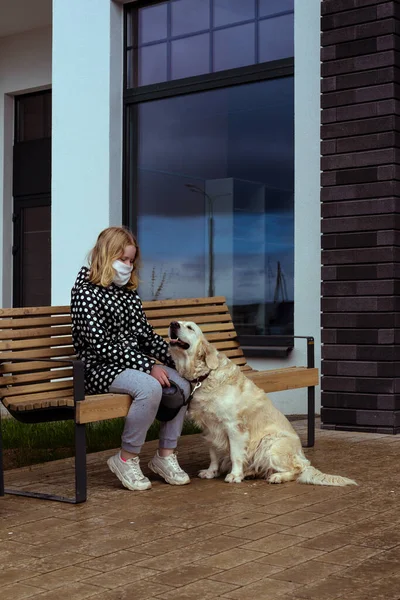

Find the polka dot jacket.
[{"left": 70, "top": 266, "right": 175, "bottom": 394}]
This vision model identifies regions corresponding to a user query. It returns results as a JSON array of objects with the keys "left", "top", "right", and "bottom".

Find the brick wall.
[{"left": 320, "top": 0, "right": 400, "bottom": 433}]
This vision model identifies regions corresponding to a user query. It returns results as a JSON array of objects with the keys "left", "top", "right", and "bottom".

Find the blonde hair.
[{"left": 88, "top": 226, "right": 140, "bottom": 290}]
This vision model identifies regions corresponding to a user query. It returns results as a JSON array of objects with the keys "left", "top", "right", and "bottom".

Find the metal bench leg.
[
  {"left": 304, "top": 337, "right": 315, "bottom": 448},
  {"left": 3, "top": 421, "right": 87, "bottom": 504},
  {"left": 306, "top": 386, "right": 315, "bottom": 448},
  {"left": 74, "top": 423, "right": 87, "bottom": 503}
]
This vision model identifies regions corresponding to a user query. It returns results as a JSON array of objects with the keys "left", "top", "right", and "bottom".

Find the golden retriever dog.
[{"left": 168, "top": 321, "right": 356, "bottom": 487}]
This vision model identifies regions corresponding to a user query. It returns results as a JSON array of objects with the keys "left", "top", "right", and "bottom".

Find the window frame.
[{"left": 123, "top": 1, "right": 295, "bottom": 356}]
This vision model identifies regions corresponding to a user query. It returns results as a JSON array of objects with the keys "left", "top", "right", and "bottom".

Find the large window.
[
  {"left": 126, "top": 0, "right": 294, "bottom": 87},
  {"left": 124, "top": 0, "right": 294, "bottom": 340}
]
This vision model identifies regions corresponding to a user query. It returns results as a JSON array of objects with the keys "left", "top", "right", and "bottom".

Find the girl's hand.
[{"left": 150, "top": 365, "right": 170, "bottom": 387}]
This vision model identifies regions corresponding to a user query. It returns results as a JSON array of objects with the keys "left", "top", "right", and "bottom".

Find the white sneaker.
[
  {"left": 148, "top": 451, "right": 190, "bottom": 486},
  {"left": 107, "top": 452, "right": 152, "bottom": 491}
]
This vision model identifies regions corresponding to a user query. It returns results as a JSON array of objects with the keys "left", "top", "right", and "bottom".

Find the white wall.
[
  {"left": 51, "top": 0, "right": 123, "bottom": 305},
  {"left": 247, "top": 0, "right": 321, "bottom": 415},
  {"left": 0, "top": 25, "right": 52, "bottom": 307}
]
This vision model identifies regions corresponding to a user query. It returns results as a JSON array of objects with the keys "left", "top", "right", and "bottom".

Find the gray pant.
[{"left": 109, "top": 366, "right": 191, "bottom": 454}]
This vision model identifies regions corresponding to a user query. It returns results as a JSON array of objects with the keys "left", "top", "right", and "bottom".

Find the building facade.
[{"left": 2, "top": 0, "right": 395, "bottom": 432}]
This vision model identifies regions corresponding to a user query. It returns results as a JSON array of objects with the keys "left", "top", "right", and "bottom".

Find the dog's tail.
[{"left": 297, "top": 465, "right": 357, "bottom": 487}]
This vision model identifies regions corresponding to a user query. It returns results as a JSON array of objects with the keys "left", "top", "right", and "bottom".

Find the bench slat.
[
  {"left": 4, "top": 396, "right": 75, "bottom": 412},
  {"left": 1, "top": 368, "right": 73, "bottom": 386},
  {"left": 148, "top": 314, "right": 232, "bottom": 327},
  {"left": 0, "top": 347, "right": 76, "bottom": 360},
  {"left": 142, "top": 296, "right": 226, "bottom": 309},
  {"left": 0, "top": 379, "right": 73, "bottom": 399},
  {"left": 0, "top": 360, "right": 74, "bottom": 373},
  {"left": 224, "top": 349, "right": 245, "bottom": 358},
  {"left": 0, "top": 326, "right": 73, "bottom": 340},
  {"left": 3, "top": 388, "right": 75, "bottom": 410},
  {"left": 247, "top": 367, "right": 319, "bottom": 392},
  {"left": 0, "top": 315, "right": 72, "bottom": 329},
  {"left": 0, "top": 335, "right": 73, "bottom": 352},
  {"left": 0, "top": 306, "right": 70, "bottom": 317},
  {"left": 231, "top": 357, "right": 248, "bottom": 366},
  {"left": 146, "top": 304, "right": 230, "bottom": 318}
]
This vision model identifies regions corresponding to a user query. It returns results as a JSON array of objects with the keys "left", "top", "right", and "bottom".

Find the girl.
[{"left": 70, "top": 226, "right": 191, "bottom": 491}]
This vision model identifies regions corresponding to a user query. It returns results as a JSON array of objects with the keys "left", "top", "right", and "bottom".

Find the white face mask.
[{"left": 112, "top": 260, "right": 133, "bottom": 287}]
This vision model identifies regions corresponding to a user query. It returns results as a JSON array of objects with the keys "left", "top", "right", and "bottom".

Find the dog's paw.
[
  {"left": 268, "top": 473, "right": 284, "bottom": 484},
  {"left": 198, "top": 469, "right": 219, "bottom": 479},
  {"left": 225, "top": 473, "right": 243, "bottom": 484}
]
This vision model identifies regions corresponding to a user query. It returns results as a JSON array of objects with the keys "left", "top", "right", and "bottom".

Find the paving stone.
[
  {"left": 81, "top": 550, "right": 146, "bottom": 573},
  {"left": 0, "top": 568, "right": 43, "bottom": 587},
  {"left": 216, "top": 512, "right": 274, "bottom": 528},
  {"left": 222, "top": 577, "right": 301, "bottom": 599},
  {"left": 240, "top": 533, "right": 308, "bottom": 554},
  {"left": 289, "top": 574, "right": 363, "bottom": 600},
  {"left": 257, "top": 545, "right": 325, "bottom": 568},
  {"left": 83, "top": 565, "right": 160, "bottom": 590},
  {"left": 28, "top": 581, "right": 103, "bottom": 600},
  {"left": 0, "top": 582, "right": 47, "bottom": 600},
  {"left": 314, "top": 544, "right": 383, "bottom": 566},
  {"left": 155, "top": 578, "right": 238, "bottom": 599},
  {"left": 89, "top": 580, "right": 173, "bottom": 600},
  {"left": 23, "top": 566, "right": 102, "bottom": 590},
  {"left": 209, "top": 561, "right": 282, "bottom": 586},
  {"left": 194, "top": 548, "right": 266, "bottom": 570},
  {"left": 150, "top": 564, "right": 224, "bottom": 587},
  {"left": 226, "top": 521, "right": 288, "bottom": 540},
  {"left": 267, "top": 510, "right": 323, "bottom": 527},
  {"left": 270, "top": 559, "right": 344, "bottom": 585}
]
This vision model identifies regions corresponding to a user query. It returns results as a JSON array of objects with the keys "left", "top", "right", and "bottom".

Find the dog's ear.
[{"left": 203, "top": 341, "right": 219, "bottom": 370}]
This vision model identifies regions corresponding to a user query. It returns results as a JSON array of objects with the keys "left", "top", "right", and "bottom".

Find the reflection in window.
[
  {"left": 171, "top": 0, "right": 210, "bottom": 36},
  {"left": 171, "top": 34, "right": 210, "bottom": 79},
  {"left": 129, "top": 77, "right": 294, "bottom": 335},
  {"left": 259, "top": 0, "right": 294, "bottom": 18},
  {"left": 126, "top": 0, "right": 294, "bottom": 87},
  {"left": 139, "top": 2, "right": 168, "bottom": 44},
  {"left": 138, "top": 43, "right": 168, "bottom": 86},
  {"left": 259, "top": 13, "right": 294, "bottom": 63},
  {"left": 213, "top": 23, "right": 255, "bottom": 72},
  {"left": 213, "top": 0, "right": 256, "bottom": 27}
]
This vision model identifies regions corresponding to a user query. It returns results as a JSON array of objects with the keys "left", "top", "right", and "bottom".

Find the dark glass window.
[
  {"left": 171, "top": 0, "right": 210, "bottom": 35},
  {"left": 126, "top": 77, "right": 294, "bottom": 335},
  {"left": 213, "top": 22, "right": 255, "bottom": 71},
  {"left": 15, "top": 91, "right": 52, "bottom": 142},
  {"left": 138, "top": 43, "right": 168, "bottom": 86},
  {"left": 124, "top": 0, "right": 295, "bottom": 339},
  {"left": 213, "top": 0, "right": 256, "bottom": 27},
  {"left": 259, "top": 0, "right": 294, "bottom": 18},
  {"left": 171, "top": 34, "right": 210, "bottom": 79},
  {"left": 13, "top": 91, "right": 52, "bottom": 308},
  {"left": 259, "top": 13, "right": 294, "bottom": 63},
  {"left": 126, "top": 0, "right": 294, "bottom": 88},
  {"left": 139, "top": 2, "right": 168, "bottom": 43}
]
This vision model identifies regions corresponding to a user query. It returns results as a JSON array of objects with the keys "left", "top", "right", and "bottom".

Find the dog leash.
[{"left": 186, "top": 371, "right": 211, "bottom": 404}]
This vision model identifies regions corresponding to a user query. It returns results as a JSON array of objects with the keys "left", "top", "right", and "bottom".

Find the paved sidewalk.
[{"left": 1, "top": 419, "right": 400, "bottom": 600}]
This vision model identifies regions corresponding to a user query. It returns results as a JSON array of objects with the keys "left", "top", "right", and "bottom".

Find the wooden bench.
[{"left": 0, "top": 296, "right": 318, "bottom": 503}]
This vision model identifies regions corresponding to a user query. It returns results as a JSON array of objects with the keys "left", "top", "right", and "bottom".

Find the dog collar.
[
  {"left": 189, "top": 372, "right": 211, "bottom": 385},
  {"left": 186, "top": 371, "right": 212, "bottom": 403}
]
